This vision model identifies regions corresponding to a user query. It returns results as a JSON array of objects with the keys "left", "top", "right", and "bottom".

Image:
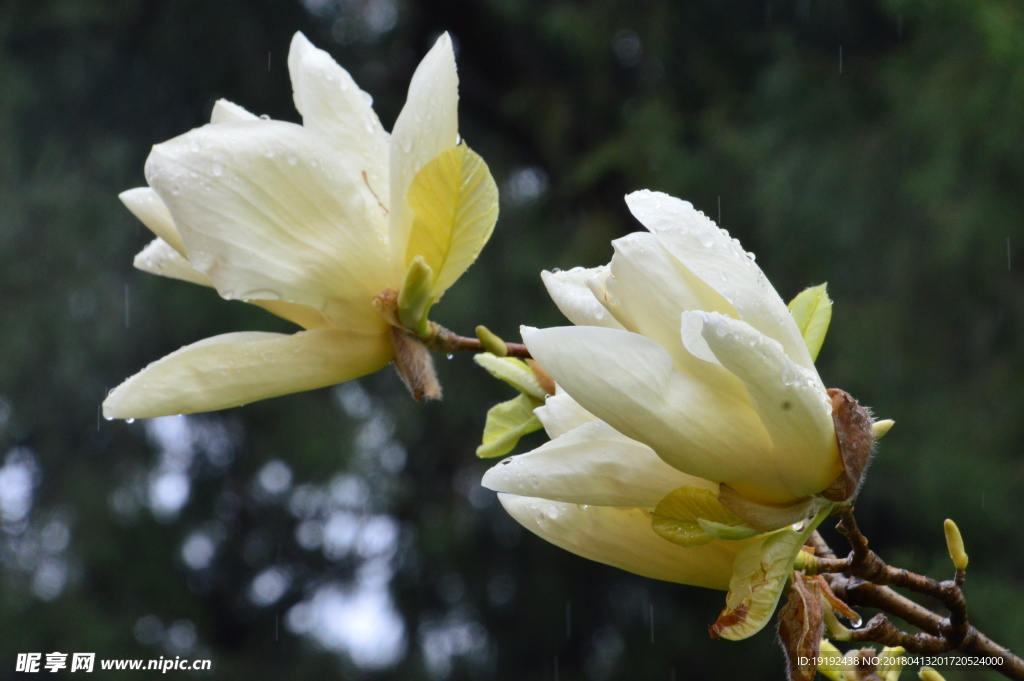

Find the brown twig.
[
  {"left": 806, "top": 514, "right": 1024, "bottom": 680},
  {"left": 421, "top": 322, "right": 532, "bottom": 358}
]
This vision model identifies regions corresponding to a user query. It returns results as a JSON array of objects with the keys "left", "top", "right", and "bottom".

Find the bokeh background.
[{"left": 0, "top": 0, "right": 1022, "bottom": 679}]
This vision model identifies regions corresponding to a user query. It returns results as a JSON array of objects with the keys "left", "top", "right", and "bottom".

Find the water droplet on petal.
[
  {"left": 212, "top": 162, "right": 223, "bottom": 176},
  {"left": 189, "top": 140, "right": 200, "bottom": 153},
  {"left": 126, "top": 418, "right": 136, "bottom": 424},
  {"left": 697, "top": 231, "right": 715, "bottom": 247},
  {"left": 287, "top": 153, "right": 298, "bottom": 165}
]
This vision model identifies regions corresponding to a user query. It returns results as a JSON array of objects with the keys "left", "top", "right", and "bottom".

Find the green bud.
[
  {"left": 398, "top": 255, "right": 434, "bottom": 336},
  {"left": 475, "top": 325, "right": 508, "bottom": 357},
  {"left": 944, "top": 519, "right": 968, "bottom": 571},
  {"left": 872, "top": 419, "right": 895, "bottom": 440}
]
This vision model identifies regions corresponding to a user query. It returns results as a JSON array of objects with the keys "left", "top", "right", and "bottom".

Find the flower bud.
[
  {"left": 475, "top": 325, "right": 508, "bottom": 357},
  {"left": 918, "top": 666, "right": 946, "bottom": 681},
  {"left": 398, "top": 255, "right": 434, "bottom": 336},
  {"left": 944, "top": 519, "right": 968, "bottom": 571}
]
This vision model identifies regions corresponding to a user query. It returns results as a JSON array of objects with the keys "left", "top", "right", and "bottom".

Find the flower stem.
[{"left": 421, "top": 321, "right": 532, "bottom": 358}]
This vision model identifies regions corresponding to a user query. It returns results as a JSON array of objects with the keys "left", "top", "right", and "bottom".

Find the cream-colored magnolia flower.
[
  {"left": 105, "top": 32, "right": 498, "bottom": 420},
  {"left": 483, "top": 189, "right": 849, "bottom": 592}
]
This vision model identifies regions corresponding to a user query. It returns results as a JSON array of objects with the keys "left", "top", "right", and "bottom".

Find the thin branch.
[
  {"left": 422, "top": 322, "right": 532, "bottom": 358},
  {"left": 807, "top": 514, "right": 1024, "bottom": 680}
]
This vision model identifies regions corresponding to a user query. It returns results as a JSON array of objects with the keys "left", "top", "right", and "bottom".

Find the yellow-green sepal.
[
  {"left": 710, "top": 507, "right": 831, "bottom": 641},
  {"left": 405, "top": 143, "right": 499, "bottom": 299},
  {"left": 477, "top": 393, "right": 544, "bottom": 458},
  {"left": 788, "top": 283, "right": 832, "bottom": 362},
  {"left": 473, "top": 352, "right": 547, "bottom": 400},
  {"left": 652, "top": 486, "right": 757, "bottom": 547},
  {"left": 398, "top": 255, "right": 434, "bottom": 336}
]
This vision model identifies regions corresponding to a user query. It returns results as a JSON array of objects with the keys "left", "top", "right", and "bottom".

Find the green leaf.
[
  {"left": 788, "top": 283, "right": 832, "bottom": 362},
  {"left": 652, "top": 486, "right": 753, "bottom": 547},
  {"left": 477, "top": 393, "right": 544, "bottom": 458},
  {"left": 473, "top": 352, "right": 547, "bottom": 400},
  {"left": 406, "top": 144, "right": 499, "bottom": 299}
]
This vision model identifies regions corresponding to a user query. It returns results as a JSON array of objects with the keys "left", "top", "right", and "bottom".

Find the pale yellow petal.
[
  {"left": 404, "top": 144, "right": 498, "bottom": 297},
  {"left": 625, "top": 190, "right": 814, "bottom": 370},
  {"left": 145, "top": 120, "right": 392, "bottom": 333},
  {"left": 483, "top": 421, "right": 714, "bottom": 507},
  {"left": 103, "top": 328, "right": 392, "bottom": 420},
  {"left": 498, "top": 494, "right": 748, "bottom": 590},
  {"left": 533, "top": 385, "right": 598, "bottom": 438},
  {"left": 522, "top": 325, "right": 792, "bottom": 504},
  {"left": 540, "top": 267, "right": 625, "bottom": 329},
  {"left": 133, "top": 238, "right": 213, "bottom": 287},
  {"left": 210, "top": 99, "right": 258, "bottom": 124},
  {"left": 287, "top": 32, "right": 390, "bottom": 214},
  {"left": 119, "top": 187, "right": 186, "bottom": 255},
  {"left": 697, "top": 312, "right": 841, "bottom": 499},
  {"left": 388, "top": 32, "right": 459, "bottom": 280}
]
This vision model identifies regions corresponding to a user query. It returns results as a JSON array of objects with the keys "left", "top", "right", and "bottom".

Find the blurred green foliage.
[{"left": 0, "top": 0, "right": 1022, "bottom": 679}]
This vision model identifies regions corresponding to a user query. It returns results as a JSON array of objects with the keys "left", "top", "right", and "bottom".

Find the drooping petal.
[
  {"left": 605, "top": 233, "right": 747, "bottom": 400},
  {"left": 388, "top": 32, "right": 459, "bottom": 278},
  {"left": 103, "top": 328, "right": 392, "bottom": 420},
  {"left": 625, "top": 190, "right": 814, "bottom": 370},
  {"left": 696, "top": 312, "right": 842, "bottom": 499},
  {"left": 540, "top": 267, "right": 625, "bottom": 329},
  {"left": 533, "top": 385, "right": 598, "bottom": 438},
  {"left": 522, "top": 325, "right": 799, "bottom": 504},
  {"left": 210, "top": 98, "right": 258, "bottom": 124},
  {"left": 498, "top": 494, "right": 746, "bottom": 590},
  {"left": 119, "top": 187, "right": 186, "bottom": 255},
  {"left": 145, "top": 120, "right": 392, "bottom": 333},
  {"left": 133, "top": 238, "right": 213, "bottom": 287},
  {"left": 287, "top": 32, "right": 390, "bottom": 214},
  {"left": 483, "top": 421, "right": 714, "bottom": 507}
]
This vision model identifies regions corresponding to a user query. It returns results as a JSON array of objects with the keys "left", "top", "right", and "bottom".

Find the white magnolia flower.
[
  {"left": 483, "top": 189, "right": 847, "bottom": 588},
  {"left": 485, "top": 388, "right": 757, "bottom": 589},
  {"left": 105, "top": 32, "right": 497, "bottom": 420}
]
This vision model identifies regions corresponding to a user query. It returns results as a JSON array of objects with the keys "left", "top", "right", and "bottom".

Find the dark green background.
[{"left": 0, "top": 0, "right": 1021, "bottom": 679}]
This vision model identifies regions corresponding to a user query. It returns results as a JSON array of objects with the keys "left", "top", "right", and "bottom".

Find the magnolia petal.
[
  {"left": 606, "top": 233, "right": 747, "bottom": 400},
  {"left": 474, "top": 353, "right": 547, "bottom": 400},
  {"left": 697, "top": 312, "right": 841, "bottom": 499},
  {"left": 483, "top": 421, "right": 713, "bottom": 507},
  {"left": 540, "top": 267, "right": 625, "bottom": 329},
  {"left": 388, "top": 32, "right": 459, "bottom": 278},
  {"left": 498, "top": 493, "right": 747, "bottom": 590},
  {"left": 119, "top": 187, "right": 186, "bottom": 255},
  {"left": 534, "top": 386, "right": 598, "bottom": 438},
  {"left": 210, "top": 99, "right": 258, "bottom": 124},
  {"left": 405, "top": 144, "right": 499, "bottom": 297},
  {"left": 522, "top": 325, "right": 790, "bottom": 502},
  {"left": 133, "top": 238, "right": 213, "bottom": 287},
  {"left": 103, "top": 328, "right": 392, "bottom": 420},
  {"left": 625, "top": 190, "right": 814, "bottom": 370},
  {"left": 145, "top": 120, "right": 392, "bottom": 333},
  {"left": 787, "top": 283, "right": 832, "bottom": 362},
  {"left": 287, "top": 32, "right": 390, "bottom": 212}
]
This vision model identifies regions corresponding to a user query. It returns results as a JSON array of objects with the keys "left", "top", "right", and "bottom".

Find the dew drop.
[
  {"left": 287, "top": 153, "right": 298, "bottom": 165},
  {"left": 781, "top": 365, "right": 797, "bottom": 386},
  {"left": 446, "top": 354, "right": 454, "bottom": 360},
  {"left": 697, "top": 231, "right": 715, "bottom": 247},
  {"left": 189, "top": 140, "right": 200, "bottom": 153},
  {"left": 551, "top": 268, "right": 561, "bottom": 273},
  {"left": 212, "top": 162, "right": 223, "bottom": 176},
  {"left": 126, "top": 418, "right": 136, "bottom": 424},
  {"left": 259, "top": 114, "right": 271, "bottom": 120}
]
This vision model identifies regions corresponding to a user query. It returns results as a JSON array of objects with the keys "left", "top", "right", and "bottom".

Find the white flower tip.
[
  {"left": 479, "top": 460, "right": 510, "bottom": 491},
  {"left": 289, "top": 31, "right": 314, "bottom": 55}
]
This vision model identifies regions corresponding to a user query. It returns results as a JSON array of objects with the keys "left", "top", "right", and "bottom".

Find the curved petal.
[
  {"left": 103, "top": 328, "right": 393, "bottom": 420},
  {"left": 540, "top": 267, "right": 625, "bottom": 329},
  {"left": 534, "top": 385, "right": 597, "bottom": 438},
  {"left": 625, "top": 190, "right": 814, "bottom": 370},
  {"left": 522, "top": 325, "right": 800, "bottom": 504},
  {"left": 119, "top": 187, "right": 185, "bottom": 255},
  {"left": 388, "top": 32, "right": 459, "bottom": 278},
  {"left": 210, "top": 98, "right": 258, "bottom": 124},
  {"left": 482, "top": 421, "right": 715, "bottom": 507},
  {"left": 288, "top": 32, "right": 390, "bottom": 214},
  {"left": 145, "top": 120, "right": 392, "bottom": 333},
  {"left": 133, "top": 238, "right": 213, "bottom": 287},
  {"left": 605, "top": 233, "right": 747, "bottom": 400},
  {"left": 697, "top": 312, "right": 841, "bottom": 498},
  {"left": 498, "top": 494, "right": 747, "bottom": 590}
]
